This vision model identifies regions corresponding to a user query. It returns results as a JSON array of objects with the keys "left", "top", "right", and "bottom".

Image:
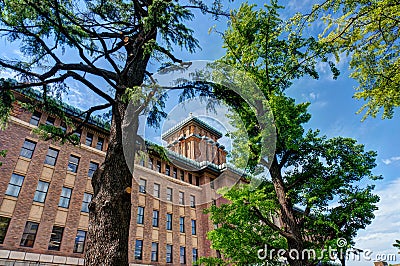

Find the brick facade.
[{"left": 0, "top": 93, "right": 244, "bottom": 265}]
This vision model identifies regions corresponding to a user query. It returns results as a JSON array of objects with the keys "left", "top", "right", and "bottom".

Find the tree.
[
  {"left": 298, "top": 0, "right": 400, "bottom": 119},
  {"left": 0, "top": 1, "right": 228, "bottom": 265},
  {"left": 203, "top": 3, "right": 381, "bottom": 266},
  {"left": 394, "top": 240, "right": 400, "bottom": 250}
]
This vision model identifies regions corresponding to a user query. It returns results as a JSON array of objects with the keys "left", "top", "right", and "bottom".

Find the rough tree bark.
[{"left": 85, "top": 41, "right": 152, "bottom": 265}]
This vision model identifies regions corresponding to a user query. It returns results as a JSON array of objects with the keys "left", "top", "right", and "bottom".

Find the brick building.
[{"left": 0, "top": 90, "right": 244, "bottom": 265}]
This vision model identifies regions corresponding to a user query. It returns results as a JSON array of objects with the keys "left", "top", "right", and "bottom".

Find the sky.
[{"left": 1, "top": 1, "right": 399, "bottom": 265}]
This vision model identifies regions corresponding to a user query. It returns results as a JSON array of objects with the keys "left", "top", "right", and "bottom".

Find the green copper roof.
[
  {"left": 162, "top": 114, "right": 223, "bottom": 140},
  {"left": 13, "top": 85, "right": 111, "bottom": 131}
]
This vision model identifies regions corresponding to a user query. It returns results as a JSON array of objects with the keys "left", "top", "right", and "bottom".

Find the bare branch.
[{"left": 155, "top": 46, "right": 183, "bottom": 64}]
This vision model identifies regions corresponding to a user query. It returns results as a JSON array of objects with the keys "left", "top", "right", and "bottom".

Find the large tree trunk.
[
  {"left": 270, "top": 156, "right": 309, "bottom": 266},
  {"left": 85, "top": 98, "right": 134, "bottom": 266},
  {"left": 84, "top": 30, "right": 154, "bottom": 265}
]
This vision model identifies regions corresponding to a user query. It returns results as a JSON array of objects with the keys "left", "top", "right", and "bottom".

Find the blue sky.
[{"left": 1, "top": 1, "right": 399, "bottom": 265}]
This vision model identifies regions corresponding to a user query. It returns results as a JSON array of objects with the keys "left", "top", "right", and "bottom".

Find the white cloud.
[
  {"left": 349, "top": 178, "right": 400, "bottom": 265},
  {"left": 382, "top": 157, "right": 400, "bottom": 165}
]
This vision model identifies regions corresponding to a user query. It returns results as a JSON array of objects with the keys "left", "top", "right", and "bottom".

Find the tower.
[{"left": 162, "top": 113, "right": 227, "bottom": 165}]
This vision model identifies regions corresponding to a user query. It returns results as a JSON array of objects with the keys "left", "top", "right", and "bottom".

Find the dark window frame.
[
  {"left": 0, "top": 217, "right": 11, "bottom": 244},
  {"left": 166, "top": 187, "right": 173, "bottom": 202},
  {"left": 44, "top": 148, "right": 59, "bottom": 166},
  {"left": 151, "top": 242, "right": 159, "bottom": 262},
  {"left": 33, "top": 180, "right": 49, "bottom": 203},
  {"left": 135, "top": 239, "right": 143, "bottom": 260},
  {"left": 191, "top": 220, "right": 197, "bottom": 235},
  {"left": 152, "top": 210, "right": 159, "bottom": 227},
  {"left": 153, "top": 183, "right": 160, "bottom": 198},
  {"left": 67, "top": 155, "right": 80, "bottom": 173},
  {"left": 179, "top": 191, "right": 184, "bottom": 205},
  {"left": 137, "top": 206, "right": 144, "bottom": 224},
  {"left": 20, "top": 139, "right": 36, "bottom": 159},
  {"left": 179, "top": 217, "right": 185, "bottom": 233},
  {"left": 48, "top": 226, "right": 64, "bottom": 251},
  {"left": 73, "top": 230, "right": 86, "bottom": 253},
  {"left": 85, "top": 133, "right": 93, "bottom": 146},
  {"left": 20, "top": 221, "right": 39, "bottom": 248},
  {"left": 58, "top": 187, "right": 72, "bottom": 208},
  {"left": 81, "top": 193, "right": 92, "bottom": 213},
  {"left": 156, "top": 161, "right": 161, "bottom": 173},
  {"left": 5, "top": 173, "right": 24, "bottom": 198},
  {"left": 139, "top": 179, "right": 146, "bottom": 193},
  {"left": 166, "top": 213, "right": 172, "bottom": 230},
  {"left": 193, "top": 248, "right": 198, "bottom": 263},
  {"left": 88, "top": 161, "right": 99, "bottom": 178},
  {"left": 180, "top": 246, "right": 186, "bottom": 264},
  {"left": 29, "top": 111, "right": 41, "bottom": 126},
  {"left": 166, "top": 244, "right": 173, "bottom": 263},
  {"left": 45, "top": 116, "right": 55, "bottom": 125},
  {"left": 96, "top": 137, "right": 104, "bottom": 151},
  {"left": 190, "top": 195, "right": 196, "bottom": 208}
]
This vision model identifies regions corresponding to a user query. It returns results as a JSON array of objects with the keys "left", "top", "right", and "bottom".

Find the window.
[
  {"left": 137, "top": 206, "right": 144, "bottom": 224},
  {"left": 29, "top": 111, "right": 41, "bottom": 126},
  {"left": 188, "top": 173, "right": 192, "bottom": 184},
  {"left": 152, "top": 210, "right": 159, "bottom": 227},
  {"left": 166, "top": 213, "right": 172, "bottom": 230},
  {"left": 153, "top": 183, "right": 160, "bottom": 198},
  {"left": 6, "top": 173, "right": 24, "bottom": 197},
  {"left": 44, "top": 148, "right": 59, "bottom": 166},
  {"left": 20, "top": 222, "right": 39, "bottom": 247},
  {"left": 88, "top": 161, "right": 98, "bottom": 178},
  {"left": 96, "top": 137, "right": 104, "bottom": 151},
  {"left": 173, "top": 167, "right": 177, "bottom": 178},
  {"left": 193, "top": 248, "right": 198, "bottom": 263},
  {"left": 139, "top": 179, "right": 146, "bottom": 193},
  {"left": 190, "top": 195, "right": 196, "bottom": 208},
  {"left": 46, "top": 116, "right": 55, "bottom": 125},
  {"left": 135, "top": 240, "right": 143, "bottom": 260},
  {"left": 191, "top": 220, "right": 196, "bottom": 235},
  {"left": 58, "top": 187, "right": 72, "bottom": 208},
  {"left": 60, "top": 122, "right": 67, "bottom": 133},
  {"left": 151, "top": 242, "right": 158, "bottom": 262},
  {"left": 179, "top": 217, "right": 185, "bottom": 233},
  {"left": 179, "top": 191, "right": 184, "bottom": 205},
  {"left": 166, "top": 187, "right": 173, "bottom": 202},
  {"left": 196, "top": 176, "right": 200, "bottom": 186},
  {"left": 48, "top": 226, "right": 64, "bottom": 251},
  {"left": 20, "top": 139, "right": 36, "bottom": 159},
  {"left": 148, "top": 158, "right": 153, "bottom": 170},
  {"left": 157, "top": 161, "right": 161, "bottom": 173},
  {"left": 180, "top": 246, "right": 186, "bottom": 264},
  {"left": 73, "top": 130, "right": 81, "bottom": 143},
  {"left": 210, "top": 179, "right": 215, "bottom": 189},
  {"left": 73, "top": 230, "right": 86, "bottom": 253},
  {"left": 212, "top": 199, "right": 217, "bottom": 206},
  {"left": 165, "top": 165, "right": 170, "bottom": 176},
  {"left": 85, "top": 133, "right": 93, "bottom": 146},
  {"left": 139, "top": 158, "right": 145, "bottom": 166},
  {"left": 180, "top": 170, "right": 184, "bottom": 181},
  {"left": 0, "top": 217, "right": 11, "bottom": 244},
  {"left": 33, "top": 181, "right": 49, "bottom": 203},
  {"left": 166, "top": 244, "right": 173, "bottom": 263},
  {"left": 81, "top": 193, "right": 92, "bottom": 213},
  {"left": 67, "top": 155, "right": 80, "bottom": 173}
]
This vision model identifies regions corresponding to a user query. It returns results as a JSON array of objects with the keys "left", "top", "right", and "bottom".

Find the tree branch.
[{"left": 251, "top": 205, "right": 295, "bottom": 240}]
